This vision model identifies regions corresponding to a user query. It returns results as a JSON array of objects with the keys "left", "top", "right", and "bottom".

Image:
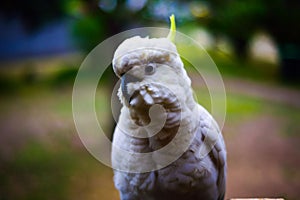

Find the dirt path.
[{"left": 224, "top": 115, "right": 300, "bottom": 199}]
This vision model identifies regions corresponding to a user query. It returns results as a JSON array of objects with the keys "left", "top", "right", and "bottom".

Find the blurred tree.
[
  {"left": 207, "top": 0, "right": 266, "bottom": 58},
  {"left": 263, "top": 0, "right": 300, "bottom": 81},
  {"left": 66, "top": 0, "right": 149, "bottom": 51},
  {"left": 0, "top": 0, "right": 65, "bottom": 31},
  {"left": 205, "top": 0, "right": 300, "bottom": 80},
  {"left": 1, "top": 0, "right": 299, "bottom": 79}
]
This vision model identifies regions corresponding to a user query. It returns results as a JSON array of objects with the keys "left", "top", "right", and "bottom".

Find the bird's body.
[{"left": 112, "top": 36, "right": 226, "bottom": 200}]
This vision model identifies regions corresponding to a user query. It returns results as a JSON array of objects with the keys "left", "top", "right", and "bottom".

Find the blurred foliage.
[
  {"left": 0, "top": 65, "right": 77, "bottom": 95},
  {"left": 65, "top": 0, "right": 148, "bottom": 52},
  {"left": 208, "top": 0, "right": 300, "bottom": 49},
  {"left": 0, "top": 0, "right": 65, "bottom": 31},
  {"left": 49, "top": 66, "right": 78, "bottom": 87},
  {"left": 1, "top": 0, "right": 299, "bottom": 54},
  {"left": 1, "top": 0, "right": 299, "bottom": 80},
  {"left": 0, "top": 74, "right": 22, "bottom": 94},
  {"left": 72, "top": 15, "right": 107, "bottom": 51},
  {"left": 64, "top": 0, "right": 299, "bottom": 80},
  {"left": 207, "top": 0, "right": 266, "bottom": 57},
  {"left": 206, "top": 0, "right": 300, "bottom": 81},
  {"left": 263, "top": 0, "right": 300, "bottom": 45}
]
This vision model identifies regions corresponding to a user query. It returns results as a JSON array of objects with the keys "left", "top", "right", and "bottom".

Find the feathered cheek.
[
  {"left": 126, "top": 82, "right": 141, "bottom": 97},
  {"left": 127, "top": 82, "right": 181, "bottom": 112}
]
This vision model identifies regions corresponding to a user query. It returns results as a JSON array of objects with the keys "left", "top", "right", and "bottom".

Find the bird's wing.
[{"left": 195, "top": 105, "right": 227, "bottom": 200}]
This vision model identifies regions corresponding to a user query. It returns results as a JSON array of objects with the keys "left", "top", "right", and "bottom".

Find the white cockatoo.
[{"left": 111, "top": 15, "right": 226, "bottom": 200}]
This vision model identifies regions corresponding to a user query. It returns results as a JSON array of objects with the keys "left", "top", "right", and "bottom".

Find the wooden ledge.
[{"left": 230, "top": 199, "right": 284, "bottom": 200}]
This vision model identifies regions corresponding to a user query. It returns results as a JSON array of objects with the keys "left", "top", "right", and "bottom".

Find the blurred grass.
[
  {"left": 194, "top": 88, "right": 263, "bottom": 120},
  {"left": 0, "top": 138, "right": 118, "bottom": 200},
  {"left": 269, "top": 101, "right": 300, "bottom": 138},
  {"left": 1, "top": 141, "right": 76, "bottom": 200},
  {"left": 0, "top": 74, "right": 118, "bottom": 199},
  {"left": 178, "top": 42, "right": 280, "bottom": 84}
]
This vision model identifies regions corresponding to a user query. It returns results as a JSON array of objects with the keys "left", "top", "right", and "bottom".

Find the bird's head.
[{"left": 112, "top": 36, "right": 194, "bottom": 126}]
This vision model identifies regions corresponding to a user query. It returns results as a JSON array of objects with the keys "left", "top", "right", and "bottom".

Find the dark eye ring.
[{"left": 145, "top": 63, "right": 156, "bottom": 75}]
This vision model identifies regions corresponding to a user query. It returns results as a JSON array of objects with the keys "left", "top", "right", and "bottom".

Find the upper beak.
[{"left": 121, "top": 73, "right": 141, "bottom": 103}]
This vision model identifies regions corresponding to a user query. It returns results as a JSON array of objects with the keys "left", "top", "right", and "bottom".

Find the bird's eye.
[{"left": 145, "top": 63, "right": 156, "bottom": 75}]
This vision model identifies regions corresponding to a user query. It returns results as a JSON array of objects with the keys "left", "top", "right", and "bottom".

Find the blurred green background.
[{"left": 0, "top": 0, "right": 299, "bottom": 199}]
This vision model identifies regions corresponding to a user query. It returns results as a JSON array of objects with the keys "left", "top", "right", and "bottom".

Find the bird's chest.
[
  {"left": 128, "top": 151, "right": 210, "bottom": 191},
  {"left": 114, "top": 150, "right": 218, "bottom": 200}
]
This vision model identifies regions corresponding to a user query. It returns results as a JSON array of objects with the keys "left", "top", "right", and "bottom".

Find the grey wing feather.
[{"left": 197, "top": 105, "right": 227, "bottom": 200}]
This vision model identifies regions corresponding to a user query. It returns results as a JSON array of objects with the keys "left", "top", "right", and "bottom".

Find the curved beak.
[{"left": 121, "top": 73, "right": 141, "bottom": 103}]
